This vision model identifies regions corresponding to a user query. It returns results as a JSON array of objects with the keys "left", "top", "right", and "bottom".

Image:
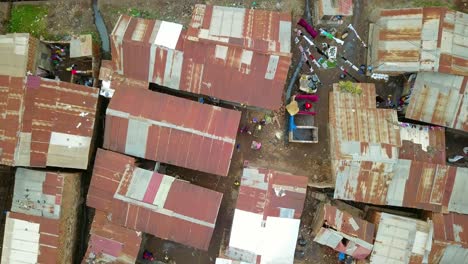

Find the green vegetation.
[
  {"left": 339, "top": 81, "right": 362, "bottom": 95},
  {"left": 9, "top": 5, "right": 48, "bottom": 38},
  {"left": 110, "top": 7, "right": 160, "bottom": 20},
  {"left": 412, "top": 0, "right": 455, "bottom": 8}
]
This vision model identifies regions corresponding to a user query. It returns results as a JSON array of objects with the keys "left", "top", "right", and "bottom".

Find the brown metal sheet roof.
[
  {"left": 368, "top": 7, "right": 468, "bottom": 76},
  {"left": 236, "top": 166, "right": 308, "bottom": 219},
  {"left": 429, "top": 213, "right": 468, "bottom": 263},
  {"left": 323, "top": 204, "right": 374, "bottom": 243},
  {"left": 330, "top": 83, "right": 468, "bottom": 214},
  {"left": 104, "top": 86, "right": 240, "bottom": 176},
  {"left": 109, "top": 6, "right": 292, "bottom": 110},
  {"left": 313, "top": 204, "right": 374, "bottom": 260},
  {"left": 87, "top": 149, "right": 223, "bottom": 250},
  {"left": 1, "top": 211, "right": 60, "bottom": 264},
  {"left": 0, "top": 74, "right": 99, "bottom": 169},
  {"left": 405, "top": 73, "right": 468, "bottom": 132},
  {"left": 82, "top": 211, "right": 142, "bottom": 264}
]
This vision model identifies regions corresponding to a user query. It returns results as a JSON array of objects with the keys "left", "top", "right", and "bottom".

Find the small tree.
[{"left": 339, "top": 81, "right": 362, "bottom": 95}]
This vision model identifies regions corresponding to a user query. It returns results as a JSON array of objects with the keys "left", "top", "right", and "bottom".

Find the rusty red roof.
[
  {"left": 368, "top": 7, "right": 468, "bottom": 76},
  {"left": 109, "top": 5, "right": 292, "bottom": 110},
  {"left": 405, "top": 73, "right": 468, "bottom": 132},
  {"left": 87, "top": 149, "right": 223, "bottom": 250},
  {"left": 330, "top": 83, "right": 468, "bottom": 214},
  {"left": 1, "top": 212, "right": 60, "bottom": 263},
  {"left": 430, "top": 213, "right": 468, "bottom": 263},
  {"left": 314, "top": 204, "right": 374, "bottom": 259},
  {"left": 0, "top": 74, "right": 99, "bottom": 169},
  {"left": 224, "top": 165, "right": 307, "bottom": 263},
  {"left": 82, "top": 211, "right": 142, "bottom": 264},
  {"left": 103, "top": 86, "right": 240, "bottom": 176}
]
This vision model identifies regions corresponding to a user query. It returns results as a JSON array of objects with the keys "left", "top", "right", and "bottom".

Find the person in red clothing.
[{"left": 143, "top": 250, "right": 154, "bottom": 261}]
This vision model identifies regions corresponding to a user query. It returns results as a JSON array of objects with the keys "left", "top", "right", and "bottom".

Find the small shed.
[{"left": 314, "top": 0, "right": 353, "bottom": 25}]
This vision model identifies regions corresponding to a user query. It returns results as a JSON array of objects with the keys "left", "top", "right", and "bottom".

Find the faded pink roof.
[
  {"left": 103, "top": 86, "right": 240, "bottom": 176},
  {"left": 314, "top": 204, "right": 374, "bottom": 259},
  {"left": 87, "top": 149, "right": 223, "bottom": 250},
  {"left": 0, "top": 74, "right": 99, "bottom": 169},
  {"left": 317, "top": 0, "right": 353, "bottom": 18},
  {"left": 109, "top": 4, "right": 292, "bottom": 110},
  {"left": 1, "top": 212, "right": 60, "bottom": 264},
  {"left": 82, "top": 211, "right": 142, "bottom": 264}
]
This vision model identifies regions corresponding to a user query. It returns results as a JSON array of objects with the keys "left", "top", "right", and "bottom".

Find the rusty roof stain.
[
  {"left": 0, "top": 75, "right": 99, "bottom": 169},
  {"left": 429, "top": 213, "right": 468, "bottom": 263},
  {"left": 104, "top": 86, "right": 240, "bottom": 176},
  {"left": 1, "top": 211, "right": 60, "bottom": 263},
  {"left": 405, "top": 72, "right": 468, "bottom": 132},
  {"left": 82, "top": 211, "right": 142, "bottom": 264},
  {"left": 87, "top": 149, "right": 223, "bottom": 250},
  {"left": 330, "top": 83, "right": 468, "bottom": 214},
  {"left": 108, "top": 4, "right": 292, "bottom": 110},
  {"left": 314, "top": 204, "right": 374, "bottom": 259},
  {"left": 368, "top": 7, "right": 468, "bottom": 76}
]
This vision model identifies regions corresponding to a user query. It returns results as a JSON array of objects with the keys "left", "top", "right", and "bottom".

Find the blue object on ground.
[{"left": 338, "top": 252, "right": 346, "bottom": 261}]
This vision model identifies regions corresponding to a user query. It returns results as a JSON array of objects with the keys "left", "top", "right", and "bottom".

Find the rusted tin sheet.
[
  {"left": 405, "top": 73, "right": 467, "bottom": 132},
  {"left": 82, "top": 211, "right": 142, "bottom": 264},
  {"left": 0, "top": 74, "right": 99, "bottom": 169},
  {"left": 330, "top": 82, "right": 468, "bottom": 214},
  {"left": 430, "top": 213, "right": 468, "bottom": 263},
  {"left": 109, "top": 7, "right": 292, "bottom": 110},
  {"left": 0, "top": 75, "right": 24, "bottom": 166},
  {"left": 368, "top": 7, "right": 468, "bottom": 76},
  {"left": 323, "top": 204, "right": 374, "bottom": 243},
  {"left": 187, "top": 5, "right": 292, "bottom": 55},
  {"left": 1, "top": 211, "right": 60, "bottom": 264},
  {"left": 237, "top": 166, "right": 308, "bottom": 219},
  {"left": 313, "top": 204, "right": 374, "bottom": 259},
  {"left": 398, "top": 123, "right": 446, "bottom": 164},
  {"left": 87, "top": 149, "right": 223, "bottom": 250},
  {"left": 104, "top": 86, "right": 240, "bottom": 176}
]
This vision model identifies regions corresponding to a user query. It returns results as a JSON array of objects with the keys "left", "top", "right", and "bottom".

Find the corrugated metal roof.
[
  {"left": 70, "top": 35, "right": 93, "bottom": 58},
  {"left": 11, "top": 168, "right": 70, "bottom": 219},
  {"left": 368, "top": 7, "right": 468, "bottom": 76},
  {"left": 317, "top": 0, "right": 353, "bottom": 18},
  {"left": 103, "top": 86, "right": 240, "bottom": 176},
  {"left": 82, "top": 211, "right": 142, "bottom": 264},
  {"left": 0, "top": 74, "right": 99, "bottom": 168},
  {"left": 108, "top": 5, "right": 292, "bottom": 110},
  {"left": 370, "top": 213, "right": 432, "bottom": 264},
  {"left": 313, "top": 204, "right": 374, "bottom": 259},
  {"left": 225, "top": 165, "right": 307, "bottom": 263},
  {"left": 1, "top": 211, "right": 60, "bottom": 264},
  {"left": 0, "top": 33, "right": 30, "bottom": 77},
  {"left": 87, "top": 149, "right": 223, "bottom": 250},
  {"left": 330, "top": 83, "right": 468, "bottom": 214},
  {"left": 405, "top": 72, "right": 468, "bottom": 132}
]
